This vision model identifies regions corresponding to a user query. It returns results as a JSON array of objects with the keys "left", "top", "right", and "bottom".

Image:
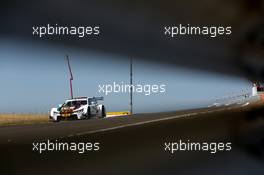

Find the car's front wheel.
[{"left": 52, "top": 116, "right": 60, "bottom": 122}]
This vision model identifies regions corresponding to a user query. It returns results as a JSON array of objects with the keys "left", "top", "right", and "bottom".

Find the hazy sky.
[{"left": 0, "top": 38, "right": 251, "bottom": 113}]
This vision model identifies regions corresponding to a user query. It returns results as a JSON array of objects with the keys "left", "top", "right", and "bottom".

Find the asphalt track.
[
  {"left": 0, "top": 104, "right": 248, "bottom": 144},
  {"left": 1, "top": 102, "right": 264, "bottom": 175}
]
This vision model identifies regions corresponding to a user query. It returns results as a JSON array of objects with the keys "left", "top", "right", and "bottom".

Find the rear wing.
[{"left": 91, "top": 97, "right": 104, "bottom": 101}]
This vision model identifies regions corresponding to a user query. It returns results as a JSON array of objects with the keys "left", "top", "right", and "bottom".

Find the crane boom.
[{"left": 66, "top": 54, "right": 73, "bottom": 99}]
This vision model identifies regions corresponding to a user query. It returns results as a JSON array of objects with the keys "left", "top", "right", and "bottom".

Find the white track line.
[
  {"left": 241, "top": 102, "right": 250, "bottom": 107},
  {"left": 74, "top": 112, "right": 198, "bottom": 136},
  {"left": 72, "top": 107, "right": 239, "bottom": 137}
]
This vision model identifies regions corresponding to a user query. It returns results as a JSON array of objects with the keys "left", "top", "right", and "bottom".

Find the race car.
[{"left": 49, "top": 97, "right": 106, "bottom": 122}]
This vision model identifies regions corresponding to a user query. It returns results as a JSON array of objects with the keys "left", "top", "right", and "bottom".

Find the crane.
[{"left": 66, "top": 54, "right": 73, "bottom": 99}]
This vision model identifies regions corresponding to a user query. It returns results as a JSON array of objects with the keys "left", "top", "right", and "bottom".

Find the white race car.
[{"left": 49, "top": 97, "right": 106, "bottom": 122}]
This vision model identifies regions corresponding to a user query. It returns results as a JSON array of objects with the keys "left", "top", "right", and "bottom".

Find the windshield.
[{"left": 63, "top": 100, "right": 87, "bottom": 107}]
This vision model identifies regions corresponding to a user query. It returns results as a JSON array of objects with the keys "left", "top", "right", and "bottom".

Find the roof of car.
[
  {"left": 65, "top": 97, "right": 103, "bottom": 102},
  {"left": 66, "top": 97, "right": 88, "bottom": 101}
]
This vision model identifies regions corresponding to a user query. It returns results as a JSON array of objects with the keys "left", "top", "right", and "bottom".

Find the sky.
[{"left": 0, "top": 38, "right": 251, "bottom": 113}]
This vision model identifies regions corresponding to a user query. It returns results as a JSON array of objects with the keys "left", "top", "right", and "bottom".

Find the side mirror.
[{"left": 58, "top": 104, "right": 62, "bottom": 108}]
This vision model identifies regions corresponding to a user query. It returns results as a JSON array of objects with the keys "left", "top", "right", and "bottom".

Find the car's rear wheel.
[
  {"left": 100, "top": 105, "right": 106, "bottom": 118},
  {"left": 86, "top": 106, "right": 91, "bottom": 119}
]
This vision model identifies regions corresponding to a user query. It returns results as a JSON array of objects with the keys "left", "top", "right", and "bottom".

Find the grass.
[
  {"left": 0, "top": 114, "right": 49, "bottom": 126},
  {"left": 0, "top": 111, "right": 128, "bottom": 127}
]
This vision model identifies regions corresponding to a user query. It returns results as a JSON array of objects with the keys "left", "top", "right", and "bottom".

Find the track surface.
[
  {"left": 0, "top": 105, "right": 243, "bottom": 144},
  {"left": 1, "top": 103, "right": 264, "bottom": 175}
]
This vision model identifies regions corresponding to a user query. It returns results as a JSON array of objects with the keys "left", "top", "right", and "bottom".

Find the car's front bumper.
[{"left": 56, "top": 112, "right": 84, "bottom": 119}]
